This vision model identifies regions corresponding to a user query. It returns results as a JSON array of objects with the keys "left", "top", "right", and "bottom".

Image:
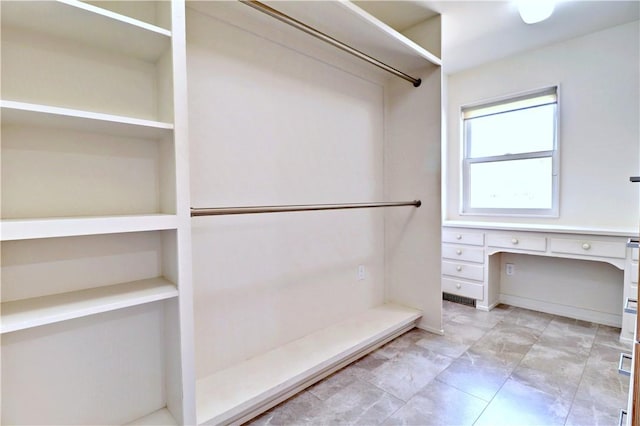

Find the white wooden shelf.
[
  {"left": 1, "top": 277, "right": 178, "bottom": 334},
  {"left": 126, "top": 408, "right": 178, "bottom": 426},
  {"left": 190, "top": 1, "right": 439, "bottom": 83},
  {"left": 264, "top": 1, "right": 441, "bottom": 70},
  {"left": 1, "top": 0, "right": 171, "bottom": 62},
  {"left": 1, "top": 100, "right": 174, "bottom": 140},
  {"left": 195, "top": 303, "right": 421, "bottom": 425},
  {"left": 0, "top": 214, "right": 178, "bottom": 241}
]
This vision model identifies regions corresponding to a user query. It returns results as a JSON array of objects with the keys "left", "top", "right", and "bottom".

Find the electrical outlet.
[
  {"left": 357, "top": 265, "right": 365, "bottom": 280},
  {"left": 506, "top": 263, "right": 515, "bottom": 276}
]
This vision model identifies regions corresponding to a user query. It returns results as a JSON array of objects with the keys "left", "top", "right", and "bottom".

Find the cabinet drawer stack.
[
  {"left": 623, "top": 246, "right": 640, "bottom": 341},
  {"left": 442, "top": 230, "right": 485, "bottom": 301}
]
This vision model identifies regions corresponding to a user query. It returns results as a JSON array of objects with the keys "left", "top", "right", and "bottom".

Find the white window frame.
[{"left": 461, "top": 86, "right": 559, "bottom": 217}]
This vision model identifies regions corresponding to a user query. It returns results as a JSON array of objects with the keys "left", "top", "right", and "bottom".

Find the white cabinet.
[
  {"left": 1, "top": 1, "right": 193, "bottom": 424},
  {"left": 623, "top": 247, "right": 640, "bottom": 342},
  {"left": 441, "top": 229, "right": 485, "bottom": 300},
  {"left": 442, "top": 224, "right": 636, "bottom": 342}
]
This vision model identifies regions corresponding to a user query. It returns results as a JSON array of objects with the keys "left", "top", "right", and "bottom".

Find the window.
[{"left": 462, "top": 87, "right": 558, "bottom": 216}]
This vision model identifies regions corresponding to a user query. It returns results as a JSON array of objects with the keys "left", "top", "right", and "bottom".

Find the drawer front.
[
  {"left": 631, "top": 263, "right": 639, "bottom": 286},
  {"left": 442, "top": 230, "right": 484, "bottom": 246},
  {"left": 442, "top": 244, "right": 484, "bottom": 263},
  {"left": 622, "top": 312, "right": 636, "bottom": 341},
  {"left": 487, "top": 234, "right": 546, "bottom": 252},
  {"left": 442, "top": 277, "right": 483, "bottom": 300},
  {"left": 550, "top": 238, "right": 626, "bottom": 259},
  {"left": 633, "top": 248, "right": 639, "bottom": 262},
  {"left": 442, "top": 260, "right": 484, "bottom": 281},
  {"left": 624, "top": 285, "right": 637, "bottom": 305}
]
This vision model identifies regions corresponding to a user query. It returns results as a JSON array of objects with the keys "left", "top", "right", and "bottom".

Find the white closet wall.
[
  {"left": 384, "top": 64, "right": 443, "bottom": 333},
  {"left": 186, "top": 1, "right": 442, "bottom": 423},
  {"left": 187, "top": 4, "right": 387, "bottom": 376}
]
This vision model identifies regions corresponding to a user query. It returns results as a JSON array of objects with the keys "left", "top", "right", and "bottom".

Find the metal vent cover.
[{"left": 442, "top": 292, "right": 476, "bottom": 307}]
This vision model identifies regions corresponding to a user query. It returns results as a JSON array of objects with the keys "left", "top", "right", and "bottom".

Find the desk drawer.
[
  {"left": 442, "top": 230, "right": 484, "bottom": 246},
  {"left": 549, "top": 238, "right": 626, "bottom": 259},
  {"left": 622, "top": 311, "right": 636, "bottom": 341},
  {"left": 487, "top": 234, "right": 546, "bottom": 252},
  {"left": 442, "top": 260, "right": 484, "bottom": 281},
  {"left": 633, "top": 248, "right": 639, "bottom": 262},
  {"left": 442, "top": 244, "right": 484, "bottom": 263},
  {"left": 442, "top": 277, "right": 483, "bottom": 300}
]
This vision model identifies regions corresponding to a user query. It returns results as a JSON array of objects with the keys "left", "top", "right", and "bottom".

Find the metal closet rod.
[
  {"left": 238, "top": 0, "right": 422, "bottom": 88},
  {"left": 191, "top": 200, "right": 421, "bottom": 217}
]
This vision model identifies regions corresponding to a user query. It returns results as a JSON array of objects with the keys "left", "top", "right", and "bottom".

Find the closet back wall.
[{"left": 187, "top": 6, "right": 386, "bottom": 376}]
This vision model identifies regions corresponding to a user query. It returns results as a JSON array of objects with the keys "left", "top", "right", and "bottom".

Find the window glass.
[
  {"left": 467, "top": 104, "right": 556, "bottom": 158},
  {"left": 468, "top": 157, "right": 553, "bottom": 210},
  {"left": 461, "top": 87, "right": 558, "bottom": 215}
]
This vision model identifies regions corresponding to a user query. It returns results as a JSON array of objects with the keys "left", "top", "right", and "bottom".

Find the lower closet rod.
[{"left": 191, "top": 200, "right": 421, "bottom": 217}]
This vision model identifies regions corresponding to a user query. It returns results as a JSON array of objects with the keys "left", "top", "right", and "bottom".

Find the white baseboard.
[
  {"left": 417, "top": 322, "right": 444, "bottom": 336},
  {"left": 499, "top": 294, "right": 622, "bottom": 327},
  {"left": 476, "top": 300, "right": 500, "bottom": 312}
]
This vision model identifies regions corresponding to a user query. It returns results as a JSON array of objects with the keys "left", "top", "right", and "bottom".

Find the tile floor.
[{"left": 248, "top": 301, "right": 632, "bottom": 425}]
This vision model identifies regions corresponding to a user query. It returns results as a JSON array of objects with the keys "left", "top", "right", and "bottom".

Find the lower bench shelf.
[{"left": 195, "top": 303, "right": 422, "bottom": 425}]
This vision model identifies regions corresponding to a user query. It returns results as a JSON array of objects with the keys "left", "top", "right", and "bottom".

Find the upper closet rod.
[
  {"left": 191, "top": 200, "right": 421, "bottom": 217},
  {"left": 239, "top": 0, "right": 422, "bottom": 88}
]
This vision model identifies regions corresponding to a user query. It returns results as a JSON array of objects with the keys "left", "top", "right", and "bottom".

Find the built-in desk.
[{"left": 442, "top": 222, "right": 639, "bottom": 342}]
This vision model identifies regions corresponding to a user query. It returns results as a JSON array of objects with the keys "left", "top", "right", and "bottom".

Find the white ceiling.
[{"left": 356, "top": 0, "right": 640, "bottom": 74}]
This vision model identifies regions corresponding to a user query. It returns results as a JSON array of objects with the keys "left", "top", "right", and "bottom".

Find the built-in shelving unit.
[
  {"left": 2, "top": 1, "right": 441, "bottom": 424},
  {"left": 1, "top": 0, "right": 193, "bottom": 424}
]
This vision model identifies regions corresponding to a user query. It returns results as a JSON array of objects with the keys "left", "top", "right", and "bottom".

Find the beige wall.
[{"left": 444, "top": 20, "right": 640, "bottom": 230}]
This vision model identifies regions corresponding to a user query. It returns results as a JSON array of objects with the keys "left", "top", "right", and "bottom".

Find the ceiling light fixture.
[{"left": 517, "top": 0, "right": 555, "bottom": 24}]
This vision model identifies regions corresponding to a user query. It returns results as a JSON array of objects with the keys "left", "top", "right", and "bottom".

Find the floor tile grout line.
[
  {"left": 471, "top": 307, "right": 557, "bottom": 425},
  {"left": 432, "top": 376, "right": 493, "bottom": 404},
  {"left": 562, "top": 323, "right": 599, "bottom": 426},
  {"left": 455, "top": 306, "right": 511, "bottom": 426}
]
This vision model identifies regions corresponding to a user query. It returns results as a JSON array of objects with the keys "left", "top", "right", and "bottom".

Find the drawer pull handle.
[
  {"left": 618, "top": 352, "right": 632, "bottom": 376},
  {"left": 624, "top": 297, "right": 637, "bottom": 314},
  {"left": 627, "top": 238, "right": 639, "bottom": 249},
  {"left": 456, "top": 249, "right": 462, "bottom": 255},
  {"left": 456, "top": 234, "right": 462, "bottom": 240},
  {"left": 456, "top": 266, "right": 463, "bottom": 272},
  {"left": 511, "top": 238, "right": 518, "bottom": 245},
  {"left": 456, "top": 283, "right": 461, "bottom": 289},
  {"left": 619, "top": 409, "right": 627, "bottom": 426},
  {"left": 582, "top": 243, "right": 591, "bottom": 250}
]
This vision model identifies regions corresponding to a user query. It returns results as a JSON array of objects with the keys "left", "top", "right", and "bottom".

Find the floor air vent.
[{"left": 442, "top": 292, "right": 476, "bottom": 307}]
